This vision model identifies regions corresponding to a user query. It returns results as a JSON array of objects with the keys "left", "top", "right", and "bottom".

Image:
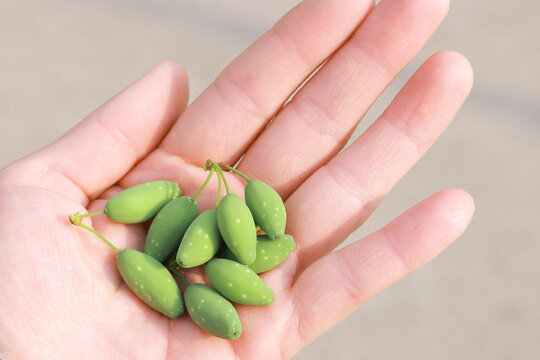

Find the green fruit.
[
  {"left": 184, "top": 283, "right": 242, "bottom": 340},
  {"left": 176, "top": 209, "right": 222, "bottom": 268},
  {"left": 217, "top": 194, "right": 257, "bottom": 264},
  {"left": 144, "top": 196, "right": 199, "bottom": 262},
  {"left": 205, "top": 258, "right": 274, "bottom": 306},
  {"left": 245, "top": 179, "right": 286, "bottom": 240},
  {"left": 218, "top": 234, "right": 295, "bottom": 273},
  {"left": 105, "top": 181, "right": 181, "bottom": 223},
  {"left": 116, "top": 248, "right": 184, "bottom": 318}
]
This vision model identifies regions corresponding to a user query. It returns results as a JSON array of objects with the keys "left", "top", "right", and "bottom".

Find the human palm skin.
[{"left": 0, "top": 0, "right": 474, "bottom": 359}]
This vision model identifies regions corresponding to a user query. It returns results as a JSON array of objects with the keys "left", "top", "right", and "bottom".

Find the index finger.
[{"left": 160, "top": 0, "right": 374, "bottom": 165}]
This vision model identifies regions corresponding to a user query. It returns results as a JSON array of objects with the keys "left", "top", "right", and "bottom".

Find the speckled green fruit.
[
  {"left": 245, "top": 179, "right": 286, "bottom": 240},
  {"left": 185, "top": 283, "right": 242, "bottom": 339},
  {"left": 144, "top": 196, "right": 199, "bottom": 262},
  {"left": 205, "top": 258, "right": 274, "bottom": 306},
  {"left": 105, "top": 181, "right": 180, "bottom": 223},
  {"left": 117, "top": 248, "right": 184, "bottom": 318},
  {"left": 217, "top": 194, "right": 257, "bottom": 264},
  {"left": 176, "top": 208, "right": 222, "bottom": 268},
  {"left": 218, "top": 234, "right": 295, "bottom": 273}
]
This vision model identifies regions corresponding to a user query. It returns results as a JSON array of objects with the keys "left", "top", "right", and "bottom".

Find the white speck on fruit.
[
  {"left": 235, "top": 218, "right": 240, "bottom": 224},
  {"left": 263, "top": 202, "right": 267, "bottom": 207},
  {"left": 261, "top": 249, "right": 265, "bottom": 253},
  {"left": 241, "top": 294, "right": 247, "bottom": 298},
  {"left": 205, "top": 234, "right": 209, "bottom": 239},
  {"left": 277, "top": 244, "right": 281, "bottom": 247},
  {"left": 201, "top": 299, "right": 205, "bottom": 303},
  {"left": 264, "top": 256, "right": 268, "bottom": 260},
  {"left": 198, "top": 229, "right": 202, "bottom": 234},
  {"left": 228, "top": 283, "right": 233, "bottom": 287},
  {"left": 137, "top": 266, "right": 142, "bottom": 271},
  {"left": 204, "top": 245, "right": 208, "bottom": 250},
  {"left": 189, "top": 242, "right": 193, "bottom": 246}
]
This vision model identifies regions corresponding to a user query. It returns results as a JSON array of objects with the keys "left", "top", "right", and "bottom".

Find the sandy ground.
[{"left": 1, "top": 0, "right": 539, "bottom": 358}]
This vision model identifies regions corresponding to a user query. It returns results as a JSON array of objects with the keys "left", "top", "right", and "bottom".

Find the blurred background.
[{"left": 1, "top": 0, "right": 538, "bottom": 358}]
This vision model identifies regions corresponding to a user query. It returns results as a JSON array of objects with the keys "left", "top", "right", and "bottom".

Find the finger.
[
  {"left": 286, "top": 189, "right": 475, "bottom": 357},
  {"left": 286, "top": 50, "right": 473, "bottom": 270},
  {"left": 159, "top": 0, "right": 374, "bottom": 165},
  {"left": 10, "top": 60, "right": 189, "bottom": 203},
  {"left": 238, "top": 0, "right": 450, "bottom": 197}
]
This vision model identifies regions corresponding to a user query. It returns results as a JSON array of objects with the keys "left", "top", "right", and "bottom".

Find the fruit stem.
[
  {"left": 72, "top": 210, "right": 106, "bottom": 224},
  {"left": 72, "top": 221, "right": 121, "bottom": 254},
  {"left": 214, "top": 164, "right": 222, "bottom": 208},
  {"left": 166, "top": 258, "right": 190, "bottom": 286},
  {"left": 191, "top": 167, "right": 215, "bottom": 203},
  {"left": 214, "top": 165, "right": 230, "bottom": 195},
  {"left": 222, "top": 164, "right": 251, "bottom": 183}
]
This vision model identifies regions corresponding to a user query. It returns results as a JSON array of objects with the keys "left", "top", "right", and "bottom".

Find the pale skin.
[{"left": 0, "top": 0, "right": 475, "bottom": 359}]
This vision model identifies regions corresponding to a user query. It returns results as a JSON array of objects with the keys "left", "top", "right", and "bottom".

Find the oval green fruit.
[
  {"left": 144, "top": 196, "right": 199, "bottom": 262},
  {"left": 176, "top": 208, "right": 222, "bottom": 268},
  {"left": 218, "top": 234, "right": 295, "bottom": 273},
  {"left": 245, "top": 179, "right": 286, "bottom": 240},
  {"left": 105, "top": 181, "right": 181, "bottom": 223},
  {"left": 185, "top": 283, "right": 242, "bottom": 340},
  {"left": 117, "top": 248, "right": 184, "bottom": 318},
  {"left": 217, "top": 194, "right": 256, "bottom": 264},
  {"left": 205, "top": 258, "right": 274, "bottom": 306}
]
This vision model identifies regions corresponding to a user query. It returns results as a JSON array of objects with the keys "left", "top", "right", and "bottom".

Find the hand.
[{"left": 0, "top": 0, "right": 474, "bottom": 358}]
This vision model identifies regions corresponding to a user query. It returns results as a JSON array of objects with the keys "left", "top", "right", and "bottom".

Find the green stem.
[
  {"left": 191, "top": 167, "right": 215, "bottom": 202},
  {"left": 166, "top": 259, "right": 190, "bottom": 286},
  {"left": 214, "top": 165, "right": 230, "bottom": 195},
  {"left": 73, "top": 222, "right": 121, "bottom": 254},
  {"left": 223, "top": 164, "right": 251, "bottom": 183},
  {"left": 215, "top": 164, "right": 222, "bottom": 208},
  {"left": 80, "top": 210, "right": 106, "bottom": 219}
]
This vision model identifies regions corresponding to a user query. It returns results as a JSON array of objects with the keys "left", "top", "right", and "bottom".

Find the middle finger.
[{"left": 238, "top": 0, "right": 450, "bottom": 198}]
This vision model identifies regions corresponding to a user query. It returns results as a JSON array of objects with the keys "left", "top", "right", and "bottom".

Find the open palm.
[{"left": 0, "top": 0, "right": 474, "bottom": 359}]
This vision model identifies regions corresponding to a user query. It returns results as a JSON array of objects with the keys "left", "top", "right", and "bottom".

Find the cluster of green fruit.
[{"left": 68, "top": 160, "right": 295, "bottom": 339}]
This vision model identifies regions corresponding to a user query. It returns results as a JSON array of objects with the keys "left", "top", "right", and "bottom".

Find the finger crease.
[
  {"left": 213, "top": 72, "right": 265, "bottom": 123},
  {"left": 269, "top": 24, "right": 313, "bottom": 70}
]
